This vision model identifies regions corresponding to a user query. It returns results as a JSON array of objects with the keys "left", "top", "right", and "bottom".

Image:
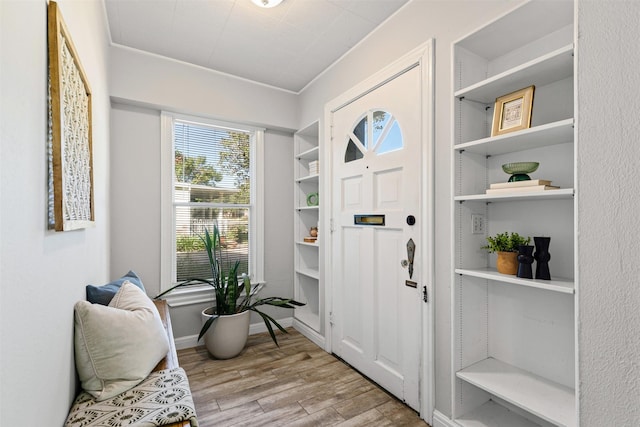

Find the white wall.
[
  {"left": 297, "top": 0, "right": 521, "bottom": 417},
  {"left": 109, "top": 45, "right": 299, "bottom": 132},
  {"left": 109, "top": 101, "right": 295, "bottom": 339},
  {"left": 576, "top": 1, "right": 640, "bottom": 425},
  {"left": 108, "top": 47, "right": 299, "bottom": 342},
  {"left": 0, "top": 0, "right": 111, "bottom": 425}
]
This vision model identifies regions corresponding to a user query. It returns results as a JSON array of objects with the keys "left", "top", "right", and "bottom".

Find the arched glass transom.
[{"left": 344, "top": 110, "right": 403, "bottom": 163}]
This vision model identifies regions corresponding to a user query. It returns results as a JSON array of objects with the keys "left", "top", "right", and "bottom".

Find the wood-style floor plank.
[{"left": 177, "top": 328, "right": 430, "bottom": 427}]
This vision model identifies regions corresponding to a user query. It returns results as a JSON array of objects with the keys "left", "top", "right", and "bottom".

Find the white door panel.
[{"left": 331, "top": 65, "right": 422, "bottom": 410}]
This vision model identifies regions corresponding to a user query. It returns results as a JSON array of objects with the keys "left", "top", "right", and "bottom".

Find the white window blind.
[{"left": 173, "top": 120, "right": 253, "bottom": 282}]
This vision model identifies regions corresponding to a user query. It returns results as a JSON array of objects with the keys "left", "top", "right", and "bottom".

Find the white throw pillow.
[{"left": 74, "top": 281, "right": 169, "bottom": 401}]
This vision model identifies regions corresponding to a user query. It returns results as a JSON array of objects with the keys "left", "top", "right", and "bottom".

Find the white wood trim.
[
  {"left": 432, "top": 410, "right": 455, "bottom": 427},
  {"left": 160, "top": 112, "right": 174, "bottom": 290},
  {"left": 572, "top": 3, "right": 581, "bottom": 424},
  {"left": 253, "top": 129, "right": 265, "bottom": 282},
  {"left": 293, "top": 318, "right": 326, "bottom": 349},
  {"left": 419, "top": 38, "right": 436, "bottom": 426},
  {"left": 161, "top": 281, "right": 267, "bottom": 307}
]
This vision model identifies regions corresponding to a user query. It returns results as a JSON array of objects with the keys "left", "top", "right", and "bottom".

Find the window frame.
[{"left": 160, "top": 112, "right": 265, "bottom": 304}]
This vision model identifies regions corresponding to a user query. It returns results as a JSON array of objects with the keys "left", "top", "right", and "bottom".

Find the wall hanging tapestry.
[{"left": 48, "top": 1, "right": 95, "bottom": 231}]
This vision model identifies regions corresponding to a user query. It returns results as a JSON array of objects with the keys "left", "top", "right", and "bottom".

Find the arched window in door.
[{"left": 344, "top": 110, "right": 403, "bottom": 163}]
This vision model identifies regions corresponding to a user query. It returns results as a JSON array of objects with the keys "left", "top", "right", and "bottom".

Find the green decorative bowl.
[{"left": 502, "top": 162, "right": 539, "bottom": 182}]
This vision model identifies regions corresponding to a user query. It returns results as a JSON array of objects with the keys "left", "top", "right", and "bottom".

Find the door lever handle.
[{"left": 406, "top": 238, "right": 415, "bottom": 279}]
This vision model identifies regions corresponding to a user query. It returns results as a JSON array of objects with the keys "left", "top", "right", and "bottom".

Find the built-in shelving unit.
[
  {"left": 293, "top": 121, "right": 324, "bottom": 348},
  {"left": 451, "top": 1, "right": 577, "bottom": 426}
]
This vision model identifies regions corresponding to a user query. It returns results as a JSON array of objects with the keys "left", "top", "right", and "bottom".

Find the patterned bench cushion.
[{"left": 65, "top": 367, "right": 198, "bottom": 427}]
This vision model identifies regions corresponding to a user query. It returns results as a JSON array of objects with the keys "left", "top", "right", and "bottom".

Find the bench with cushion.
[{"left": 65, "top": 279, "right": 197, "bottom": 427}]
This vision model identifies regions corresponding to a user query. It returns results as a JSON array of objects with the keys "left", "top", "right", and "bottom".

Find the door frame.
[{"left": 322, "top": 40, "right": 435, "bottom": 423}]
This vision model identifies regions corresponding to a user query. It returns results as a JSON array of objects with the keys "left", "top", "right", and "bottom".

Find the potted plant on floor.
[
  {"left": 482, "top": 231, "right": 531, "bottom": 275},
  {"left": 156, "top": 224, "right": 304, "bottom": 359}
]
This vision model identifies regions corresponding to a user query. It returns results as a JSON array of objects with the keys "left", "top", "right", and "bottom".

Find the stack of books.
[
  {"left": 309, "top": 160, "right": 319, "bottom": 176},
  {"left": 486, "top": 179, "right": 559, "bottom": 195}
]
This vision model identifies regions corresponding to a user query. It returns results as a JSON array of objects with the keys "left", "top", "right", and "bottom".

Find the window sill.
[{"left": 159, "top": 281, "right": 266, "bottom": 308}]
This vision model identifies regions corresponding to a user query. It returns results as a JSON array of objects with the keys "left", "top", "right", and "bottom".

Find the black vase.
[
  {"left": 517, "top": 245, "right": 534, "bottom": 279},
  {"left": 534, "top": 237, "right": 551, "bottom": 280}
]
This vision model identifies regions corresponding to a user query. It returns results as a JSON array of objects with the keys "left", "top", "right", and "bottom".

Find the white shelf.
[
  {"left": 454, "top": 119, "right": 574, "bottom": 156},
  {"left": 452, "top": 4, "right": 577, "bottom": 426},
  {"left": 457, "top": 358, "right": 576, "bottom": 427},
  {"left": 455, "top": 268, "right": 574, "bottom": 294},
  {"left": 296, "top": 146, "right": 319, "bottom": 160},
  {"left": 455, "top": 188, "right": 574, "bottom": 202},
  {"left": 295, "top": 174, "right": 319, "bottom": 183},
  {"left": 294, "top": 306, "right": 321, "bottom": 332},
  {"left": 456, "top": 400, "right": 540, "bottom": 427},
  {"left": 455, "top": 44, "right": 574, "bottom": 104},
  {"left": 455, "top": 1, "right": 573, "bottom": 62},
  {"left": 296, "top": 240, "right": 319, "bottom": 247},
  {"left": 296, "top": 267, "right": 319, "bottom": 280},
  {"left": 294, "top": 120, "right": 322, "bottom": 342}
]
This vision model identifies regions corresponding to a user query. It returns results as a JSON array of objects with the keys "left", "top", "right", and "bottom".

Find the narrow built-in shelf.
[
  {"left": 296, "top": 267, "right": 319, "bottom": 280},
  {"left": 455, "top": 188, "right": 574, "bottom": 202},
  {"left": 296, "top": 241, "right": 319, "bottom": 247},
  {"left": 295, "top": 307, "right": 320, "bottom": 331},
  {"left": 456, "top": 400, "right": 539, "bottom": 427},
  {"left": 455, "top": 267, "right": 574, "bottom": 294},
  {"left": 454, "top": 119, "right": 574, "bottom": 156},
  {"left": 296, "top": 174, "right": 319, "bottom": 183},
  {"left": 457, "top": 358, "right": 576, "bottom": 427},
  {"left": 455, "top": 44, "right": 574, "bottom": 104},
  {"left": 296, "top": 146, "right": 319, "bottom": 160}
]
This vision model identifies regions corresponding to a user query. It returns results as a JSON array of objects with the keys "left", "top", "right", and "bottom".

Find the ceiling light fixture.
[{"left": 251, "top": 0, "right": 283, "bottom": 8}]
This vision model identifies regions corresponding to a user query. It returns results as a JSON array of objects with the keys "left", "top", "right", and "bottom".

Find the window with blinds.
[{"left": 173, "top": 120, "right": 252, "bottom": 282}]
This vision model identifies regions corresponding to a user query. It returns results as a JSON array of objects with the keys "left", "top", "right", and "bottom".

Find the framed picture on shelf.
[{"left": 491, "top": 85, "right": 535, "bottom": 136}]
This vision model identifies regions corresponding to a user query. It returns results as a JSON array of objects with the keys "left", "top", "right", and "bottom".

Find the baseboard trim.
[
  {"left": 432, "top": 410, "right": 455, "bottom": 427},
  {"left": 292, "top": 318, "right": 326, "bottom": 349},
  {"left": 174, "top": 317, "right": 294, "bottom": 350}
]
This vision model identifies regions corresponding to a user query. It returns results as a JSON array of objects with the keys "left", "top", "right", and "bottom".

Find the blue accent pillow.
[{"left": 86, "top": 271, "right": 146, "bottom": 305}]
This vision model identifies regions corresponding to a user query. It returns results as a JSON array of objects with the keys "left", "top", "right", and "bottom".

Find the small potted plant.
[
  {"left": 156, "top": 224, "right": 304, "bottom": 359},
  {"left": 482, "top": 232, "right": 531, "bottom": 275}
]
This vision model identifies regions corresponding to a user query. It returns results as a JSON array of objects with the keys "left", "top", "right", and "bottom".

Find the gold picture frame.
[
  {"left": 48, "top": 1, "right": 95, "bottom": 231},
  {"left": 491, "top": 85, "right": 535, "bottom": 136}
]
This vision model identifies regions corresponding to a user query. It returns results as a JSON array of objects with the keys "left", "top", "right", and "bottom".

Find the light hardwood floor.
[{"left": 177, "top": 328, "right": 430, "bottom": 427}]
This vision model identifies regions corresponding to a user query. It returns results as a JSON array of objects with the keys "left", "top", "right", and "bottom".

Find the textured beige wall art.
[{"left": 47, "top": 1, "right": 94, "bottom": 231}]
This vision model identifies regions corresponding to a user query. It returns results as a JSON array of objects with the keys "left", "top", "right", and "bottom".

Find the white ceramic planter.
[{"left": 200, "top": 308, "right": 250, "bottom": 359}]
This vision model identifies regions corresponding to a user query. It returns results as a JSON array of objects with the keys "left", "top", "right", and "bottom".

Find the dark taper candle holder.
[
  {"left": 534, "top": 237, "right": 551, "bottom": 280},
  {"left": 517, "top": 245, "right": 534, "bottom": 279}
]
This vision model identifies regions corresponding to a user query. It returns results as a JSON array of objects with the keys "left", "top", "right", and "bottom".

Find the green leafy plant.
[
  {"left": 176, "top": 235, "right": 206, "bottom": 252},
  {"left": 482, "top": 232, "right": 531, "bottom": 253},
  {"left": 156, "top": 224, "right": 304, "bottom": 346}
]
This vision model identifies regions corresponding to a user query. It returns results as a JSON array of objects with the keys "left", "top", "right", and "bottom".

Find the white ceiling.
[{"left": 104, "top": 0, "right": 409, "bottom": 93}]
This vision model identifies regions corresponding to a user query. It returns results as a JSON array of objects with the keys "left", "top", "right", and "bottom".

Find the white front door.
[{"left": 330, "top": 64, "right": 423, "bottom": 410}]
